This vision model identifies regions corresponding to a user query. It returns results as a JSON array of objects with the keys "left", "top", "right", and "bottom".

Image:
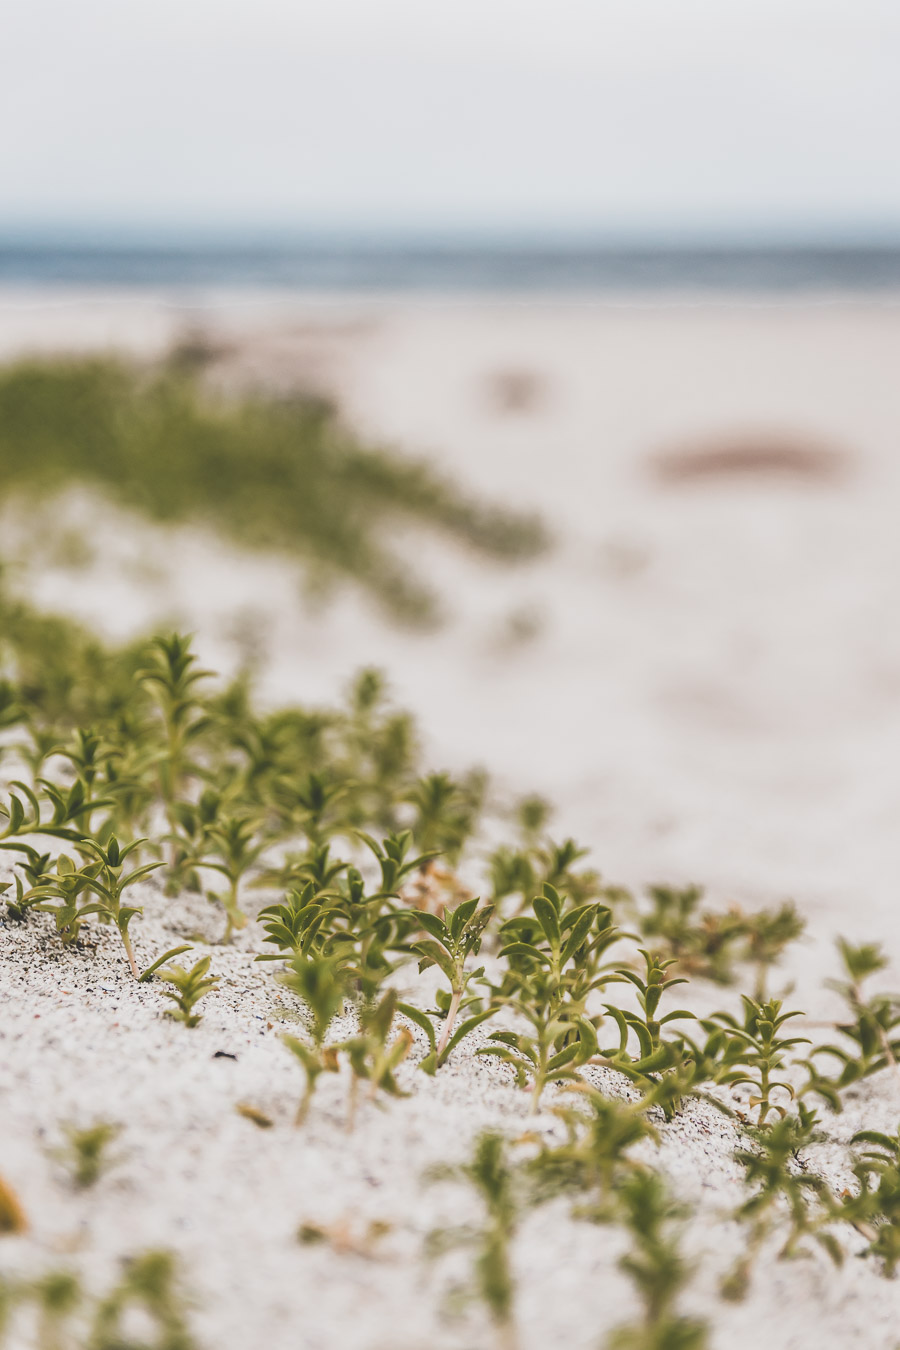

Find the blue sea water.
[{"left": 1, "top": 239, "right": 900, "bottom": 292}]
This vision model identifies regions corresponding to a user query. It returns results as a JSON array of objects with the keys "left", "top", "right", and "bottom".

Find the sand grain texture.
[{"left": 3, "top": 291, "right": 900, "bottom": 1347}]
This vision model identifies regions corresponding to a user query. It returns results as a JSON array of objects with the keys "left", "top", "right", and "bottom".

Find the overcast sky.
[{"left": 3, "top": 0, "right": 899, "bottom": 237}]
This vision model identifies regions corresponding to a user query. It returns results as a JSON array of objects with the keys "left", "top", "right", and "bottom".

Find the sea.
[{"left": 2, "top": 238, "right": 900, "bottom": 292}]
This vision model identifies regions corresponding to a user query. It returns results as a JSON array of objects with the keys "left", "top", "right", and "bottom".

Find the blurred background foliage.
[{"left": 0, "top": 354, "right": 547, "bottom": 626}]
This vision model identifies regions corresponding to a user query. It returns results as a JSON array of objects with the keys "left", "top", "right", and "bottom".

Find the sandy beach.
[
  {"left": 3, "top": 291, "right": 900, "bottom": 931},
  {"left": 3, "top": 288, "right": 900, "bottom": 1348}
]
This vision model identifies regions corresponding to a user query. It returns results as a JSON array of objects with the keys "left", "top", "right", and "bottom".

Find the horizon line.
[{"left": 4, "top": 223, "right": 900, "bottom": 251}]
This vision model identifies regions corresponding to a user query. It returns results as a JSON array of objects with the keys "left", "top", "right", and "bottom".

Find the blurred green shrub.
[{"left": 0, "top": 356, "right": 547, "bottom": 624}]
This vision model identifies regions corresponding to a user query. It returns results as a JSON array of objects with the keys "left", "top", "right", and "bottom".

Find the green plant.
[
  {"left": 137, "top": 634, "right": 212, "bottom": 834},
  {"left": 257, "top": 881, "right": 343, "bottom": 960},
  {"left": 0, "top": 1251, "right": 195, "bottom": 1350},
  {"left": 528, "top": 1085, "right": 657, "bottom": 1213},
  {"left": 338, "top": 988, "right": 413, "bottom": 1127},
  {"left": 487, "top": 846, "right": 537, "bottom": 910},
  {"left": 721, "top": 1104, "right": 839, "bottom": 1299},
  {"left": 357, "top": 829, "right": 437, "bottom": 901},
  {"left": 201, "top": 814, "right": 267, "bottom": 942},
  {"left": 30, "top": 1269, "right": 82, "bottom": 1350},
  {"left": 844, "top": 1123, "right": 900, "bottom": 1275},
  {"left": 398, "top": 896, "right": 494, "bottom": 1071},
  {"left": 602, "top": 949, "right": 695, "bottom": 1071},
  {"left": 158, "top": 957, "right": 220, "bottom": 1027},
  {"left": 805, "top": 939, "right": 900, "bottom": 1110},
  {"left": 477, "top": 885, "right": 623, "bottom": 1111},
  {"left": 13, "top": 511, "right": 900, "bottom": 1347},
  {"left": 24, "top": 851, "right": 100, "bottom": 948},
  {"left": 0, "top": 778, "right": 111, "bottom": 852},
  {"left": 89, "top": 1250, "right": 196, "bottom": 1350},
  {"left": 428, "top": 1133, "right": 522, "bottom": 1350},
  {"left": 706, "top": 997, "right": 808, "bottom": 1128},
  {"left": 28, "top": 836, "right": 162, "bottom": 978},
  {"left": 138, "top": 945, "right": 194, "bottom": 983},
  {"left": 476, "top": 997, "right": 599, "bottom": 1114},
  {"left": 1, "top": 873, "right": 44, "bottom": 922},
  {"left": 488, "top": 837, "right": 601, "bottom": 915},
  {"left": 740, "top": 902, "right": 805, "bottom": 1001},
  {"left": 406, "top": 772, "right": 483, "bottom": 862},
  {"left": 280, "top": 953, "right": 349, "bottom": 1123},
  {"left": 606, "top": 1171, "right": 708, "bottom": 1350},
  {"left": 636, "top": 887, "right": 803, "bottom": 996},
  {"left": 0, "top": 355, "right": 546, "bottom": 624},
  {"left": 55, "top": 1122, "right": 122, "bottom": 1189}
]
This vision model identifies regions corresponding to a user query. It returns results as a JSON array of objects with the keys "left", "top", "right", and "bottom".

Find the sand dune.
[{"left": 3, "top": 289, "right": 900, "bottom": 1349}]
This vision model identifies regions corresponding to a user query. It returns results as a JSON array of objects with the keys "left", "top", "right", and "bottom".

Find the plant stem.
[
  {"left": 222, "top": 879, "right": 247, "bottom": 944},
  {"left": 120, "top": 928, "right": 139, "bottom": 980},
  {"left": 758, "top": 1063, "right": 770, "bottom": 1127},
  {"left": 436, "top": 987, "right": 462, "bottom": 1061},
  {"left": 296, "top": 1089, "right": 312, "bottom": 1127}
]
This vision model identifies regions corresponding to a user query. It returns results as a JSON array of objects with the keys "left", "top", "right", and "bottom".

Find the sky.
[{"left": 3, "top": 0, "right": 900, "bottom": 239}]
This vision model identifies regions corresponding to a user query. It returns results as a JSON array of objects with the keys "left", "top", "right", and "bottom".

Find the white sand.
[{"left": 3, "top": 290, "right": 900, "bottom": 1347}]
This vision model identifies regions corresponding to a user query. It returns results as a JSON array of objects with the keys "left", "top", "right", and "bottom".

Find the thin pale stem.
[
  {"left": 436, "top": 987, "right": 462, "bottom": 1062},
  {"left": 528, "top": 1069, "right": 546, "bottom": 1116},
  {"left": 296, "top": 1086, "right": 313, "bottom": 1127},
  {"left": 120, "top": 927, "right": 139, "bottom": 980}
]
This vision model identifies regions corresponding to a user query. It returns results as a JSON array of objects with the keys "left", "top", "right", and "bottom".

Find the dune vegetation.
[
  {"left": 0, "top": 354, "right": 546, "bottom": 625},
  {"left": 1, "top": 357, "right": 900, "bottom": 1350}
]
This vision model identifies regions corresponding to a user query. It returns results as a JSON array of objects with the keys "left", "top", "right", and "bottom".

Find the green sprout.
[
  {"left": 0, "top": 1249, "right": 196, "bottom": 1350},
  {"left": 55, "top": 1121, "right": 122, "bottom": 1188},
  {"left": 30, "top": 1270, "right": 83, "bottom": 1349},
  {"left": 89, "top": 1249, "right": 196, "bottom": 1350},
  {"left": 398, "top": 896, "right": 494, "bottom": 1071},
  {"left": 158, "top": 956, "right": 220, "bottom": 1028},
  {"left": 1, "top": 873, "right": 44, "bottom": 923},
  {"left": 138, "top": 633, "right": 213, "bottom": 834},
  {"left": 476, "top": 997, "right": 599, "bottom": 1114},
  {"left": 338, "top": 988, "right": 413, "bottom": 1128},
  {"left": 0, "top": 777, "right": 112, "bottom": 851},
  {"left": 527, "top": 1085, "right": 657, "bottom": 1212},
  {"left": 28, "top": 835, "right": 162, "bottom": 979},
  {"left": 606, "top": 1170, "right": 708, "bottom": 1350},
  {"left": 602, "top": 949, "right": 695, "bottom": 1069},
  {"left": 257, "top": 881, "right": 337, "bottom": 960},
  {"left": 636, "top": 886, "right": 803, "bottom": 995},
  {"left": 805, "top": 938, "right": 900, "bottom": 1109},
  {"left": 201, "top": 813, "right": 267, "bottom": 943},
  {"left": 280, "top": 952, "right": 348, "bottom": 1124},
  {"left": 721, "top": 1104, "right": 839, "bottom": 1299},
  {"left": 477, "top": 884, "right": 623, "bottom": 1111},
  {"left": 428, "top": 1133, "right": 523, "bottom": 1350},
  {"left": 844, "top": 1123, "right": 900, "bottom": 1275},
  {"left": 706, "top": 997, "right": 809, "bottom": 1128}
]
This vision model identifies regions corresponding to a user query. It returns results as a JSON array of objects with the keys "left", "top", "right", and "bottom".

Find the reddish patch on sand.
[{"left": 650, "top": 433, "right": 850, "bottom": 485}]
